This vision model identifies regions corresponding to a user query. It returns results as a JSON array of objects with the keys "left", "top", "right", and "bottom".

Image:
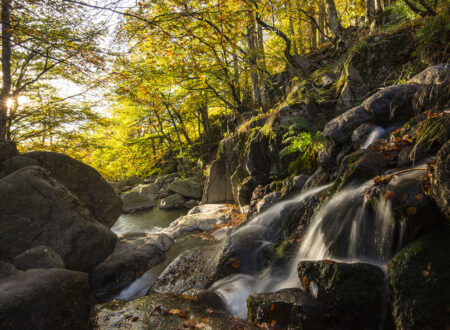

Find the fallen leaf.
[
  {"left": 301, "top": 276, "right": 308, "bottom": 290},
  {"left": 324, "top": 259, "right": 335, "bottom": 265},
  {"left": 422, "top": 270, "right": 430, "bottom": 278},
  {"left": 385, "top": 190, "right": 395, "bottom": 200},
  {"left": 168, "top": 308, "right": 181, "bottom": 315},
  {"left": 179, "top": 311, "right": 190, "bottom": 318},
  {"left": 407, "top": 206, "right": 417, "bottom": 215},
  {"left": 183, "top": 318, "right": 197, "bottom": 327},
  {"left": 270, "top": 304, "right": 275, "bottom": 312},
  {"left": 414, "top": 194, "right": 424, "bottom": 200},
  {"left": 271, "top": 320, "right": 277, "bottom": 327},
  {"left": 200, "top": 318, "right": 210, "bottom": 323},
  {"left": 132, "top": 316, "right": 139, "bottom": 322}
]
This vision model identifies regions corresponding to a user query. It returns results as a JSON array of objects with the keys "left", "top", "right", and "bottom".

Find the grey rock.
[
  {"left": 202, "top": 137, "right": 237, "bottom": 203},
  {"left": 91, "top": 232, "right": 172, "bottom": 300},
  {"left": 247, "top": 288, "right": 325, "bottom": 329},
  {"left": 324, "top": 106, "right": 371, "bottom": 145},
  {"left": 12, "top": 245, "right": 65, "bottom": 271},
  {"left": 121, "top": 191, "right": 157, "bottom": 213},
  {"left": 237, "top": 176, "right": 257, "bottom": 208},
  {"left": 338, "top": 149, "right": 390, "bottom": 183},
  {"left": 361, "top": 84, "right": 418, "bottom": 124},
  {"left": 0, "top": 167, "right": 117, "bottom": 272},
  {"left": 256, "top": 191, "right": 281, "bottom": 214},
  {"left": 278, "top": 101, "right": 316, "bottom": 126},
  {"left": 159, "top": 193, "right": 185, "bottom": 209},
  {"left": 184, "top": 199, "right": 198, "bottom": 209},
  {"left": 351, "top": 122, "right": 379, "bottom": 147},
  {"left": 0, "top": 261, "right": 20, "bottom": 280},
  {"left": 168, "top": 178, "right": 203, "bottom": 199},
  {"left": 297, "top": 260, "right": 385, "bottom": 330},
  {"left": 1, "top": 156, "right": 39, "bottom": 175},
  {"left": 430, "top": 140, "right": 450, "bottom": 219},
  {"left": 167, "top": 210, "right": 231, "bottom": 238},
  {"left": 23, "top": 151, "right": 123, "bottom": 228},
  {"left": 89, "top": 292, "right": 243, "bottom": 330},
  {"left": 132, "top": 182, "right": 160, "bottom": 195},
  {"left": 0, "top": 269, "right": 94, "bottom": 330}
]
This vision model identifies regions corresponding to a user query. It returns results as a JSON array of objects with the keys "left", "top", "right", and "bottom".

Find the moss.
[{"left": 388, "top": 229, "right": 450, "bottom": 329}]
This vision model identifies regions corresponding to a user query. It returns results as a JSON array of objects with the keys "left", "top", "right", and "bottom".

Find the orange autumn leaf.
[
  {"left": 414, "top": 194, "right": 424, "bottom": 200},
  {"left": 301, "top": 276, "right": 308, "bottom": 290},
  {"left": 270, "top": 304, "right": 275, "bottom": 312},
  {"left": 271, "top": 320, "right": 277, "bottom": 327},
  {"left": 407, "top": 206, "right": 417, "bottom": 215},
  {"left": 324, "top": 259, "right": 335, "bottom": 265},
  {"left": 385, "top": 190, "right": 395, "bottom": 200},
  {"left": 168, "top": 308, "right": 181, "bottom": 315}
]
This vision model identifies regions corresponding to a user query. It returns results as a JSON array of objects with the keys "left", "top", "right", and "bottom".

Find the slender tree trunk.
[
  {"left": 318, "top": 0, "right": 326, "bottom": 45},
  {"left": 326, "top": 0, "right": 345, "bottom": 41},
  {"left": 287, "top": 0, "right": 298, "bottom": 55},
  {"left": 365, "top": 0, "right": 376, "bottom": 23},
  {"left": 246, "top": 13, "right": 262, "bottom": 110},
  {"left": 256, "top": 22, "right": 268, "bottom": 111},
  {"left": 0, "top": 0, "right": 12, "bottom": 141}
]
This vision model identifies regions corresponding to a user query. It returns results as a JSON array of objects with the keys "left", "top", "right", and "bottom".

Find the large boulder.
[
  {"left": 202, "top": 137, "right": 238, "bottom": 203},
  {"left": 168, "top": 178, "right": 203, "bottom": 199},
  {"left": 297, "top": 260, "right": 385, "bottom": 329},
  {"left": 151, "top": 242, "right": 227, "bottom": 294},
  {"left": 0, "top": 167, "right": 117, "bottom": 272},
  {"left": 0, "top": 261, "right": 20, "bottom": 280},
  {"left": 121, "top": 191, "right": 157, "bottom": 213},
  {"left": 11, "top": 245, "right": 65, "bottom": 271},
  {"left": 409, "top": 63, "right": 450, "bottom": 111},
  {"left": 132, "top": 183, "right": 160, "bottom": 195},
  {"left": 337, "top": 149, "right": 390, "bottom": 184},
  {"left": 0, "top": 269, "right": 94, "bottom": 329},
  {"left": 159, "top": 193, "right": 185, "bottom": 209},
  {"left": 91, "top": 232, "right": 172, "bottom": 301},
  {"left": 430, "top": 140, "right": 450, "bottom": 219},
  {"left": 388, "top": 230, "right": 450, "bottom": 329},
  {"left": 361, "top": 84, "right": 418, "bottom": 124},
  {"left": 1, "top": 155, "right": 39, "bottom": 175},
  {"left": 89, "top": 292, "right": 244, "bottom": 329},
  {"left": 247, "top": 288, "right": 325, "bottom": 329},
  {"left": 324, "top": 106, "right": 371, "bottom": 145},
  {"left": 23, "top": 151, "right": 122, "bottom": 228}
]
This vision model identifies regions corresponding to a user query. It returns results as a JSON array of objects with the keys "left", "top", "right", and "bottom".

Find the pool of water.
[{"left": 111, "top": 202, "right": 187, "bottom": 235}]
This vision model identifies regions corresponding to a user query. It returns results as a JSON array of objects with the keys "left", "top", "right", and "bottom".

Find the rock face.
[
  {"left": 11, "top": 246, "right": 65, "bottom": 271},
  {"left": 202, "top": 137, "right": 237, "bottom": 203},
  {"left": 388, "top": 230, "right": 450, "bottom": 330},
  {"left": 0, "top": 167, "right": 117, "bottom": 273},
  {"left": 23, "top": 151, "right": 122, "bottom": 228},
  {"left": 297, "top": 261, "right": 385, "bottom": 329},
  {"left": 91, "top": 232, "right": 172, "bottom": 301},
  {"left": 247, "top": 288, "right": 325, "bottom": 329},
  {"left": 430, "top": 140, "right": 450, "bottom": 219},
  {"left": 0, "top": 269, "right": 94, "bottom": 330},
  {"left": 159, "top": 193, "right": 185, "bottom": 209},
  {"left": 1, "top": 155, "right": 39, "bottom": 176},
  {"left": 121, "top": 191, "right": 157, "bottom": 213},
  {"left": 89, "top": 292, "right": 244, "bottom": 330},
  {"left": 168, "top": 178, "right": 203, "bottom": 199},
  {"left": 0, "top": 261, "right": 20, "bottom": 280}
]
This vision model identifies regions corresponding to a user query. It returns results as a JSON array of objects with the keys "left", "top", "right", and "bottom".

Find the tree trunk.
[
  {"left": 326, "top": 0, "right": 345, "bottom": 41},
  {"left": 318, "top": 0, "right": 326, "bottom": 45},
  {"left": 0, "top": 0, "right": 12, "bottom": 141},
  {"left": 246, "top": 13, "right": 262, "bottom": 110},
  {"left": 287, "top": 0, "right": 298, "bottom": 55},
  {"left": 365, "top": 0, "right": 376, "bottom": 23}
]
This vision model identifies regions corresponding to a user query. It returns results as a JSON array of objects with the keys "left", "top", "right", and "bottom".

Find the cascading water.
[{"left": 210, "top": 178, "right": 401, "bottom": 319}]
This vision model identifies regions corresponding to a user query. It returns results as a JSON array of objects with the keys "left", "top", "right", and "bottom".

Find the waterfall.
[{"left": 210, "top": 179, "right": 399, "bottom": 319}]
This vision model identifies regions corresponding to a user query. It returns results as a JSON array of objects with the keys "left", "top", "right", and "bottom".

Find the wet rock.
[
  {"left": 338, "top": 149, "right": 390, "bottom": 184},
  {"left": 303, "top": 167, "right": 330, "bottom": 190},
  {"left": 168, "top": 178, "right": 203, "bottom": 199},
  {"left": 202, "top": 137, "right": 238, "bottom": 203},
  {"left": 0, "top": 167, "right": 117, "bottom": 273},
  {"left": 183, "top": 288, "right": 227, "bottom": 310},
  {"left": 23, "top": 151, "right": 122, "bottom": 228},
  {"left": 409, "top": 63, "right": 450, "bottom": 112},
  {"left": 0, "top": 269, "right": 94, "bottom": 330},
  {"left": 430, "top": 140, "right": 450, "bottom": 219},
  {"left": 151, "top": 242, "right": 226, "bottom": 293},
  {"left": 188, "top": 204, "right": 229, "bottom": 215},
  {"left": 89, "top": 292, "right": 244, "bottom": 330},
  {"left": 247, "top": 288, "right": 325, "bottom": 329},
  {"left": 351, "top": 122, "right": 379, "bottom": 147},
  {"left": 159, "top": 193, "right": 185, "bottom": 209},
  {"left": 246, "top": 133, "right": 272, "bottom": 184},
  {"left": 91, "top": 232, "right": 172, "bottom": 301},
  {"left": 121, "top": 191, "right": 157, "bottom": 213},
  {"left": 256, "top": 191, "right": 281, "bottom": 214},
  {"left": 167, "top": 210, "right": 231, "bottom": 238},
  {"left": 11, "top": 246, "right": 65, "bottom": 271},
  {"left": 324, "top": 106, "right": 371, "bottom": 145},
  {"left": 0, "top": 261, "right": 20, "bottom": 280},
  {"left": 211, "top": 226, "right": 233, "bottom": 241},
  {"left": 397, "top": 145, "right": 429, "bottom": 168},
  {"left": 0, "top": 140, "right": 19, "bottom": 162},
  {"left": 297, "top": 260, "right": 385, "bottom": 329},
  {"left": 377, "top": 170, "right": 445, "bottom": 244},
  {"left": 361, "top": 84, "right": 418, "bottom": 124},
  {"left": 389, "top": 230, "right": 450, "bottom": 330}
]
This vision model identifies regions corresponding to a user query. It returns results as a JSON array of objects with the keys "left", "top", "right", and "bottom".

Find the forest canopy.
[{"left": 0, "top": 0, "right": 448, "bottom": 179}]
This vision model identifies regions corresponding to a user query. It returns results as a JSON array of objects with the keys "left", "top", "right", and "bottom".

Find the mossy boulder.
[
  {"left": 388, "top": 230, "right": 450, "bottom": 329},
  {"left": 430, "top": 140, "right": 450, "bottom": 220},
  {"left": 297, "top": 260, "right": 385, "bottom": 329},
  {"left": 247, "top": 288, "right": 325, "bottom": 329},
  {"left": 89, "top": 292, "right": 244, "bottom": 329}
]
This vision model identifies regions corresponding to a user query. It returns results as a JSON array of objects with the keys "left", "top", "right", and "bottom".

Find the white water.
[
  {"left": 362, "top": 126, "right": 386, "bottom": 149},
  {"left": 211, "top": 180, "right": 399, "bottom": 319}
]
